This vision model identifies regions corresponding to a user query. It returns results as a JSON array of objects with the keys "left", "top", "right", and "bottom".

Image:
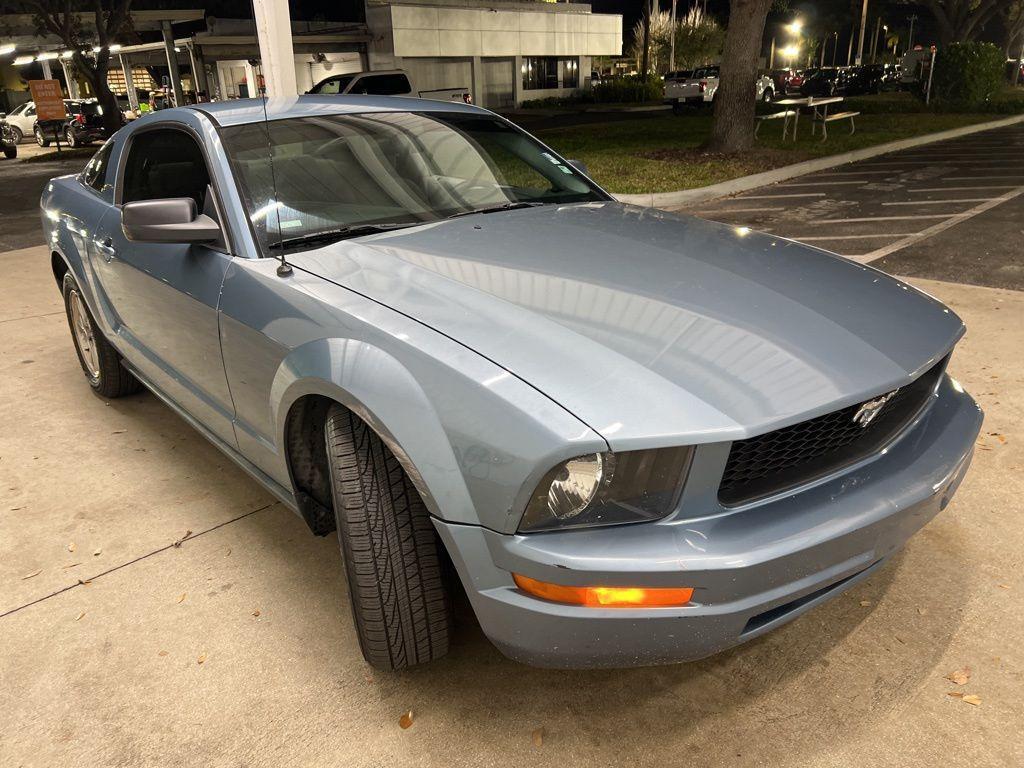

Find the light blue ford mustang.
[{"left": 41, "top": 96, "right": 982, "bottom": 669}]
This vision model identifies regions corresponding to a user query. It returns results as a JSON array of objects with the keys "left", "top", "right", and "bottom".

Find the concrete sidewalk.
[{"left": 1, "top": 245, "right": 1022, "bottom": 767}]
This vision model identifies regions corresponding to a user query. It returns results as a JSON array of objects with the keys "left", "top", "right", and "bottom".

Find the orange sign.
[{"left": 29, "top": 79, "right": 65, "bottom": 122}]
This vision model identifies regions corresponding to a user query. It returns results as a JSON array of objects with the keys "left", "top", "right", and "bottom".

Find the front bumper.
[{"left": 435, "top": 377, "right": 982, "bottom": 668}]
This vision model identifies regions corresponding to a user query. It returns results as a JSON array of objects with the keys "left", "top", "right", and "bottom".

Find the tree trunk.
[
  {"left": 74, "top": 52, "right": 124, "bottom": 136},
  {"left": 705, "top": 0, "right": 773, "bottom": 153}
]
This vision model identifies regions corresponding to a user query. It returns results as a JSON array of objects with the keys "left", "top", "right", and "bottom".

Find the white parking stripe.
[
  {"left": 692, "top": 207, "right": 784, "bottom": 214},
  {"left": 809, "top": 170, "right": 901, "bottom": 176},
  {"left": 776, "top": 180, "right": 868, "bottom": 187},
  {"left": 732, "top": 192, "right": 826, "bottom": 199},
  {"left": 807, "top": 214, "right": 958, "bottom": 223},
  {"left": 882, "top": 198, "right": 994, "bottom": 206},
  {"left": 942, "top": 175, "right": 1024, "bottom": 181},
  {"left": 907, "top": 185, "right": 1019, "bottom": 192},
  {"left": 850, "top": 185, "right": 1024, "bottom": 263},
  {"left": 791, "top": 233, "right": 912, "bottom": 241}
]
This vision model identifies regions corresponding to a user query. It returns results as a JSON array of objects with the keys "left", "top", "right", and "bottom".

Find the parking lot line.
[
  {"left": 882, "top": 198, "right": 994, "bottom": 206},
  {"left": 691, "top": 207, "right": 784, "bottom": 214},
  {"left": 943, "top": 175, "right": 1024, "bottom": 181},
  {"left": 852, "top": 185, "right": 1024, "bottom": 263},
  {"left": 790, "top": 233, "right": 913, "bottom": 241},
  {"left": 732, "top": 192, "right": 827, "bottom": 199},
  {"left": 810, "top": 170, "right": 902, "bottom": 176},
  {"left": 907, "top": 185, "right": 1019, "bottom": 192},
  {"left": 776, "top": 181, "right": 868, "bottom": 187},
  {"left": 808, "top": 214, "right": 958, "bottom": 224}
]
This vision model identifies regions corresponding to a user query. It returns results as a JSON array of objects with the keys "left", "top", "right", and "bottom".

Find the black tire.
[
  {"left": 65, "top": 128, "right": 78, "bottom": 148},
  {"left": 62, "top": 273, "right": 142, "bottom": 398},
  {"left": 762, "top": 87, "right": 774, "bottom": 103},
  {"left": 3, "top": 145, "right": 14, "bottom": 159},
  {"left": 325, "top": 405, "right": 450, "bottom": 670},
  {"left": 35, "top": 125, "right": 49, "bottom": 147},
  {"left": 11, "top": 126, "right": 23, "bottom": 143}
]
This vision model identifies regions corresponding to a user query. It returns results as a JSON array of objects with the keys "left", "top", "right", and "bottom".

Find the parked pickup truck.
[
  {"left": 308, "top": 69, "right": 470, "bottom": 103},
  {"left": 665, "top": 66, "right": 775, "bottom": 108}
]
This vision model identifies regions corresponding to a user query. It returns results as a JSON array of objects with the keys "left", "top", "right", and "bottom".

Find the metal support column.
[
  {"left": 161, "top": 20, "right": 185, "bottom": 105},
  {"left": 60, "top": 58, "right": 80, "bottom": 98},
  {"left": 119, "top": 54, "right": 139, "bottom": 111}
]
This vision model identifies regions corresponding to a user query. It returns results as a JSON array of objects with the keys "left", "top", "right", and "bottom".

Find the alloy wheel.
[{"left": 68, "top": 290, "right": 100, "bottom": 380}]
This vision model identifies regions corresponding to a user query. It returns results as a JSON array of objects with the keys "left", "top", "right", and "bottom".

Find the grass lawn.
[{"left": 533, "top": 111, "right": 1001, "bottom": 195}]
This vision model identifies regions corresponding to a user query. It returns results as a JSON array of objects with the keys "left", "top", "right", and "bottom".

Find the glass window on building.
[{"left": 522, "top": 57, "right": 580, "bottom": 91}]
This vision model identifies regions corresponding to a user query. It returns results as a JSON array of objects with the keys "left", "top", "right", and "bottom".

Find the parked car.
[
  {"left": 665, "top": 66, "right": 775, "bottom": 108},
  {"left": 3, "top": 100, "right": 36, "bottom": 143},
  {"left": 33, "top": 98, "right": 108, "bottom": 148},
  {"left": 663, "top": 69, "right": 693, "bottom": 83},
  {"left": 845, "top": 64, "right": 886, "bottom": 95},
  {"left": 41, "top": 95, "right": 982, "bottom": 670},
  {"left": 308, "top": 68, "right": 470, "bottom": 103},
  {"left": 0, "top": 113, "right": 17, "bottom": 158},
  {"left": 799, "top": 67, "right": 848, "bottom": 97},
  {"left": 769, "top": 68, "right": 803, "bottom": 95}
]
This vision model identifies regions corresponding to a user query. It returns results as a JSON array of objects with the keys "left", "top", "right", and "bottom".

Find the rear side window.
[
  {"left": 351, "top": 73, "right": 412, "bottom": 95},
  {"left": 81, "top": 142, "right": 114, "bottom": 192},
  {"left": 311, "top": 75, "right": 354, "bottom": 94},
  {"left": 121, "top": 129, "right": 211, "bottom": 212}
]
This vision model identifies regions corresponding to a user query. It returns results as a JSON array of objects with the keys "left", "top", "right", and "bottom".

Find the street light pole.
[
  {"left": 906, "top": 14, "right": 917, "bottom": 53},
  {"left": 769, "top": 36, "right": 775, "bottom": 69},
  {"left": 870, "top": 17, "right": 882, "bottom": 63},
  {"left": 669, "top": 0, "right": 678, "bottom": 71},
  {"left": 856, "top": 0, "right": 869, "bottom": 64}
]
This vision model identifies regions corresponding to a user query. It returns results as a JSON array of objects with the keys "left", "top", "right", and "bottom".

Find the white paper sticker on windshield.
[{"left": 280, "top": 220, "right": 302, "bottom": 229}]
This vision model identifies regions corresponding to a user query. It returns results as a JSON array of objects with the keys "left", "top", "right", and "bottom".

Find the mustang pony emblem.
[{"left": 853, "top": 390, "right": 899, "bottom": 427}]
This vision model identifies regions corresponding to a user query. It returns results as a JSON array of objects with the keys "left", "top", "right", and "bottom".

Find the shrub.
[
  {"left": 592, "top": 74, "right": 664, "bottom": 104},
  {"left": 931, "top": 42, "right": 1005, "bottom": 104}
]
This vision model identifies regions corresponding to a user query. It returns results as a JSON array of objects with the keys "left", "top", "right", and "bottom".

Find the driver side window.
[{"left": 121, "top": 128, "right": 211, "bottom": 213}]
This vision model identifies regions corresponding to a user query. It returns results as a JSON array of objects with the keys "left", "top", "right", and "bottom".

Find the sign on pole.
[{"left": 28, "top": 79, "right": 65, "bottom": 121}]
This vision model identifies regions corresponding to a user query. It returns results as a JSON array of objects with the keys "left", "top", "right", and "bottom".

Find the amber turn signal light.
[{"left": 513, "top": 573, "right": 693, "bottom": 608}]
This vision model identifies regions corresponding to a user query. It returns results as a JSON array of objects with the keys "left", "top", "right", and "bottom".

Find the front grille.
[{"left": 718, "top": 357, "right": 948, "bottom": 506}]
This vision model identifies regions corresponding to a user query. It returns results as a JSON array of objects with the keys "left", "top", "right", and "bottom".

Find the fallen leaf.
[
  {"left": 75, "top": 611, "right": 86, "bottom": 621},
  {"left": 62, "top": 562, "right": 81, "bottom": 570},
  {"left": 895, "top": 635, "right": 906, "bottom": 644},
  {"left": 10, "top": 506, "right": 24, "bottom": 511},
  {"left": 92, "top": 549, "right": 102, "bottom": 557},
  {"left": 251, "top": 609, "right": 261, "bottom": 617},
  {"left": 997, "top": 584, "right": 1010, "bottom": 590},
  {"left": 946, "top": 667, "right": 971, "bottom": 685},
  {"left": 197, "top": 652, "right": 207, "bottom": 664},
  {"left": 963, "top": 694, "right": 982, "bottom": 706},
  {"left": 947, "top": 691, "right": 964, "bottom": 699},
  {"left": 399, "top": 710, "right": 414, "bottom": 729},
  {"left": 21, "top": 569, "right": 42, "bottom": 580},
  {"left": 176, "top": 593, "right": 186, "bottom": 604},
  {"left": 77, "top": 578, "right": 92, "bottom": 585},
  {"left": 859, "top": 600, "right": 872, "bottom": 607},
  {"left": 111, "top": 429, "right": 127, "bottom": 434},
  {"left": 531, "top": 727, "right": 545, "bottom": 747},
  {"left": 173, "top": 530, "right": 193, "bottom": 548},
  {"left": 917, "top": 607, "right": 928, "bottom": 616},
  {"left": 158, "top": 650, "right": 169, "bottom": 657},
  {"left": 225, "top": 548, "right": 232, "bottom": 556},
  {"left": 67, "top": 542, "right": 76, "bottom": 553}
]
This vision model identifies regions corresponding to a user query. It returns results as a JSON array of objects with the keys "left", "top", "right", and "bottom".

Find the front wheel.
[
  {"left": 62, "top": 273, "right": 142, "bottom": 398},
  {"left": 11, "top": 126, "right": 23, "bottom": 143},
  {"left": 3, "top": 144, "right": 15, "bottom": 159},
  {"left": 325, "top": 405, "right": 451, "bottom": 670}
]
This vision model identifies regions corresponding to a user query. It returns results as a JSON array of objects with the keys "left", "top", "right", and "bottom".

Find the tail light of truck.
[{"left": 73, "top": 113, "right": 85, "bottom": 125}]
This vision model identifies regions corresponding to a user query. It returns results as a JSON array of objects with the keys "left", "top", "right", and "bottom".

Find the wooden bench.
[
  {"left": 754, "top": 110, "right": 797, "bottom": 138},
  {"left": 812, "top": 110, "right": 859, "bottom": 140}
]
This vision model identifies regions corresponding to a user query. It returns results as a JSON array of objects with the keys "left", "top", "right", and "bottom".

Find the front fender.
[{"left": 271, "top": 337, "right": 477, "bottom": 525}]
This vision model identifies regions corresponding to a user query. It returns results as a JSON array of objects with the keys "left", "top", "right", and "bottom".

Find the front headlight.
[{"left": 518, "top": 447, "right": 693, "bottom": 532}]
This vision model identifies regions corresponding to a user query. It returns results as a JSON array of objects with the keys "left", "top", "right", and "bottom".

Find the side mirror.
[
  {"left": 122, "top": 198, "right": 221, "bottom": 244},
  {"left": 566, "top": 159, "right": 590, "bottom": 177}
]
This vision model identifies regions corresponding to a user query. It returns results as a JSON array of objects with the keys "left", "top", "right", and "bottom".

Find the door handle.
[{"left": 94, "top": 236, "right": 117, "bottom": 261}]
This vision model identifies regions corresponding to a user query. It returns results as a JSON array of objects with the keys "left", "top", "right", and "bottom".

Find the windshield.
[{"left": 222, "top": 111, "right": 606, "bottom": 255}]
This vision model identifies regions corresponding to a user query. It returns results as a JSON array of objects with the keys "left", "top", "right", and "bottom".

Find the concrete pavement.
[{"left": 1, "top": 243, "right": 1022, "bottom": 767}]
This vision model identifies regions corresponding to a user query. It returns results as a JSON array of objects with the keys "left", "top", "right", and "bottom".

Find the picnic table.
[{"left": 757, "top": 96, "right": 857, "bottom": 141}]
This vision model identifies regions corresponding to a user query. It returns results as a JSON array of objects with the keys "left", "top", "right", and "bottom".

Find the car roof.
[{"left": 190, "top": 94, "right": 487, "bottom": 128}]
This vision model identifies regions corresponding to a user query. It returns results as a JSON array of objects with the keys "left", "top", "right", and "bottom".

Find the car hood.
[{"left": 289, "top": 202, "right": 963, "bottom": 450}]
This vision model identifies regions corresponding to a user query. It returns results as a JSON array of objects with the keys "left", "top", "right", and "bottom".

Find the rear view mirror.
[
  {"left": 122, "top": 198, "right": 221, "bottom": 243},
  {"left": 566, "top": 159, "right": 590, "bottom": 176}
]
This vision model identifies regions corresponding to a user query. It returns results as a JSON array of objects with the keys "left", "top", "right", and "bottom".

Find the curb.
[{"left": 615, "top": 112, "right": 1024, "bottom": 209}]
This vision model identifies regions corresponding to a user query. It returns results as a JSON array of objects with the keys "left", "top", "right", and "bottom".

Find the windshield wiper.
[
  {"left": 446, "top": 201, "right": 546, "bottom": 220},
  {"left": 268, "top": 222, "right": 417, "bottom": 252}
]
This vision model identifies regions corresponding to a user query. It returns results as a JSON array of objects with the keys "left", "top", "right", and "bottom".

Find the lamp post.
[{"left": 856, "top": 0, "right": 869, "bottom": 65}]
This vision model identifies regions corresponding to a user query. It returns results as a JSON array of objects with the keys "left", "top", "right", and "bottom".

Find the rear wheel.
[
  {"left": 65, "top": 128, "right": 78, "bottom": 148},
  {"left": 62, "top": 273, "right": 142, "bottom": 398},
  {"left": 11, "top": 126, "right": 23, "bottom": 143},
  {"left": 325, "top": 405, "right": 451, "bottom": 670},
  {"left": 34, "top": 125, "right": 49, "bottom": 147},
  {"left": 3, "top": 144, "right": 14, "bottom": 159},
  {"left": 762, "top": 87, "right": 774, "bottom": 102}
]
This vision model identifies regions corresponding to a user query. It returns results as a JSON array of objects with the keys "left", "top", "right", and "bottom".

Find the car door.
[{"left": 92, "top": 125, "right": 237, "bottom": 447}]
